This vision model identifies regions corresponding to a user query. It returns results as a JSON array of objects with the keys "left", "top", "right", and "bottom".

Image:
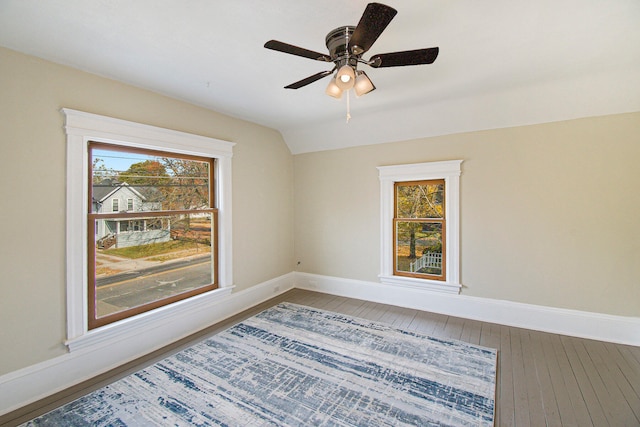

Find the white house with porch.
[{"left": 92, "top": 181, "right": 171, "bottom": 249}]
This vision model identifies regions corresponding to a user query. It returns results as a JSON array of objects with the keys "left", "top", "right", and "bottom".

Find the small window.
[
  {"left": 112, "top": 198, "right": 119, "bottom": 212},
  {"left": 394, "top": 180, "right": 445, "bottom": 281},
  {"left": 89, "top": 143, "right": 217, "bottom": 329},
  {"left": 378, "top": 160, "right": 462, "bottom": 294}
]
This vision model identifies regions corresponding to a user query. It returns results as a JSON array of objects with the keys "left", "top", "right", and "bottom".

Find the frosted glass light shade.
[
  {"left": 354, "top": 71, "right": 375, "bottom": 96},
  {"left": 335, "top": 65, "right": 355, "bottom": 90},
  {"left": 325, "top": 77, "right": 343, "bottom": 98}
]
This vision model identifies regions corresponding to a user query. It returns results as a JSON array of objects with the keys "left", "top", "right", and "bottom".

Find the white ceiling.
[{"left": 1, "top": 0, "right": 639, "bottom": 154}]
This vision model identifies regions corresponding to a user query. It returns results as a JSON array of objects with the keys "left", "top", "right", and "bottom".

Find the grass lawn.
[{"left": 102, "top": 239, "right": 210, "bottom": 259}]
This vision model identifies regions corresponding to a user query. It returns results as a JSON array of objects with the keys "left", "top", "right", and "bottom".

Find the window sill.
[
  {"left": 65, "top": 286, "right": 234, "bottom": 353},
  {"left": 378, "top": 275, "right": 461, "bottom": 294}
]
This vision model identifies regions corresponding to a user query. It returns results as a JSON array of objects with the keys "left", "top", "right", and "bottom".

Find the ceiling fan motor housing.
[{"left": 325, "top": 26, "right": 358, "bottom": 64}]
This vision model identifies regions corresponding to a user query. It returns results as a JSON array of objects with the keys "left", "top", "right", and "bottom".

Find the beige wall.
[
  {"left": 294, "top": 113, "right": 640, "bottom": 317},
  {"left": 1, "top": 44, "right": 638, "bottom": 380},
  {"left": 0, "top": 47, "right": 294, "bottom": 375}
]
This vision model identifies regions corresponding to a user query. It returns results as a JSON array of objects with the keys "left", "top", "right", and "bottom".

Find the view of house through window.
[
  {"left": 88, "top": 142, "right": 217, "bottom": 329},
  {"left": 394, "top": 180, "right": 445, "bottom": 280}
]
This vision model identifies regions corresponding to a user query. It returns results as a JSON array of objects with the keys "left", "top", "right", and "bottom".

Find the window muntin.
[
  {"left": 88, "top": 142, "right": 217, "bottom": 329},
  {"left": 394, "top": 180, "right": 445, "bottom": 280}
]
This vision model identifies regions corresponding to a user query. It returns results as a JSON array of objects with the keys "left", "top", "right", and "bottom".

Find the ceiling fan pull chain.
[{"left": 346, "top": 89, "right": 352, "bottom": 123}]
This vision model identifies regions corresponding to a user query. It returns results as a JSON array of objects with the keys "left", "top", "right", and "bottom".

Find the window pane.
[
  {"left": 395, "top": 221, "right": 443, "bottom": 277},
  {"left": 92, "top": 148, "right": 211, "bottom": 213},
  {"left": 396, "top": 182, "right": 444, "bottom": 219},
  {"left": 94, "top": 213, "right": 214, "bottom": 319}
]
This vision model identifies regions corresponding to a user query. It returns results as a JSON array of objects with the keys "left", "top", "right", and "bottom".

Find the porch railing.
[{"left": 409, "top": 252, "right": 442, "bottom": 272}]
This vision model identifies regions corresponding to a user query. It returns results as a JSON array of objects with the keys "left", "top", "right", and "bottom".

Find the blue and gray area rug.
[{"left": 25, "top": 303, "right": 497, "bottom": 426}]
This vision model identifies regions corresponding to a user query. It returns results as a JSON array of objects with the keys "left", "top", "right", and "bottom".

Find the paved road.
[
  {"left": 95, "top": 255, "right": 213, "bottom": 317},
  {"left": 96, "top": 254, "right": 211, "bottom": 287}
]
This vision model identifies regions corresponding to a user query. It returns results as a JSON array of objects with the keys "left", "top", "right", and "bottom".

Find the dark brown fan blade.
[
  {"left": 369, "top": 47, "right": 439, "bottom": 68},
  {"left": 348, "top": 3, "right": 397, "bottom": 55},
  {"left": 284, "top": 70, "right": 333, "bottom": 89},
  {"left": 264, "top": 40, "right": 332, "bottom": 62}
]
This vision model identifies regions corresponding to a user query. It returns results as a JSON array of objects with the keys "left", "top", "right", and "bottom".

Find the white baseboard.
[
  {"left": 294, "top": 272, "right": 640, "bottom": 347},
  {"left": 4, "top": 270, "right": 638, "bottom": 418},
  {"left": 0, "top": 273, "right": 295, "bottom": 417}
]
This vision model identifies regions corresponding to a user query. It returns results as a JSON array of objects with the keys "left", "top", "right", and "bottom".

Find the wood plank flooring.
[{"left": 2, "top": 289, "right": 639, "bottom": 426}]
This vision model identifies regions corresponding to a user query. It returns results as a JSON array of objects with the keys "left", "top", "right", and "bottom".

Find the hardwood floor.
[{"left": 2, "top": 289, "right": 639, "bottom": 426}]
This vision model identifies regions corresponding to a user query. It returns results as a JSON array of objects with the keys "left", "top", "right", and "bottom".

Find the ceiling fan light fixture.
[
  {"left": 354, "top": 71, "right": 375, "bottom": 96},
  {"left": 264, "top": 3, "right": 440, "bottom": 113},
  {"left": 325, "top": 77, "right": 343, "bottom": 98},
  {"left": 335, "top": 64, "right": 355, "bottom": 90}
]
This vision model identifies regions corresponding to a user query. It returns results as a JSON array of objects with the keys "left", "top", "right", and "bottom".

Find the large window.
[
  {"left": 63, "top": 108, "right": 234, "bottom": 351},
  {"left": 89, "top": 143, "right": 217, "bottom": 329},
  {"left": 378, "top": 160, "right": 462, "bottom": 294}
]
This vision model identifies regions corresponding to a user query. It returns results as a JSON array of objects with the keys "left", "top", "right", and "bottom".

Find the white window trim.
[
  {"left": 377, "top": 160, "right": 463, "bottom": 294},
  {"left": 63, "top": 108, "right": 235, "bottom": 352}
]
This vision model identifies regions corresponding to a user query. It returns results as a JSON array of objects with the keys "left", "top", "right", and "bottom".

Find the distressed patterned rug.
[{"left": 24, "top": 303, "right": 497, "bottom": 426}]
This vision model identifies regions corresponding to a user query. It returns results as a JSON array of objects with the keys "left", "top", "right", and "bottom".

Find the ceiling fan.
[{"left": 264, "top": 2, "right": 439, "bottom": 99}]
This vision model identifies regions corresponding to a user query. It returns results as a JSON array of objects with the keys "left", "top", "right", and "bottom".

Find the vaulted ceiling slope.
[{"left": 1, "top": 1, "right": 639, "bottom": 154}]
